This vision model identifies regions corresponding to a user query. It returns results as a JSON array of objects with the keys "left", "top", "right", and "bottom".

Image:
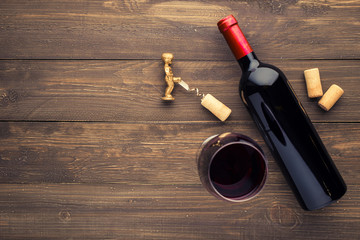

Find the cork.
[
  {"left": 304, "top": 68, "right": 323, "bottom": 98},
  {"left": 201, "top": 94, "right": 231, "bottom": 121},
  {"left": 318, "top": 84, "right": 344, "bottom": 111}
]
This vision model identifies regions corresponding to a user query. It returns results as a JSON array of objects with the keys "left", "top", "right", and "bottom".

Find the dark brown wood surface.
[{"left": 0, "top": 1, "right": 359, "bottom": 239}]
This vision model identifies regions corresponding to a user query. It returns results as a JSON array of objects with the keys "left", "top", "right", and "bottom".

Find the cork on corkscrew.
[
  {"left": 200, "top": 94, "right": 232, "bottom": 122},
  {"left": 161, "top": 53, "right": 232, "bottom": 121}
]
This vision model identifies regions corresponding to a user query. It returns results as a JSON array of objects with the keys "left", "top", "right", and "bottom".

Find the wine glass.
[{"left": 197, "top": 132, "right": 267, "bottom": 202}]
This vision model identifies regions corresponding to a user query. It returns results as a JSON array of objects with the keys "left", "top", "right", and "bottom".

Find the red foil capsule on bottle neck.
[{"left": 218, "top": 15, "right": 253, "bottom": 60}]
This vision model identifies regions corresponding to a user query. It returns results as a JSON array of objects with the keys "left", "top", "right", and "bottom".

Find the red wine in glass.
[{"left": 197, "top": 133, "right": 267, "bottom": 202}]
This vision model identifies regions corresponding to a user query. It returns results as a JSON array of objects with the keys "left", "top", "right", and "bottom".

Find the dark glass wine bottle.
[{"left": 218, "top": 15, "right": 346, "bottom": 210}]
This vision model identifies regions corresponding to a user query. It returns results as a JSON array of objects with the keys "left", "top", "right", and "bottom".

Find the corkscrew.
[{"left": 161, "top": 53, "right": 231, "bottom": 121}]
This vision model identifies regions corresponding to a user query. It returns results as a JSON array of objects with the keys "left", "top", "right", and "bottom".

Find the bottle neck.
[
  {"left": 218, "top": 15, "right": 255, "bottom": 69},
  {"left": 237, "top": 52, "right": 259, "bottom": 72}
]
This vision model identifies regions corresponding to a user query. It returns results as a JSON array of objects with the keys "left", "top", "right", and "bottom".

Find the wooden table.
[{"left": 1, "top": 1, "right": 359, "bottom": 239}]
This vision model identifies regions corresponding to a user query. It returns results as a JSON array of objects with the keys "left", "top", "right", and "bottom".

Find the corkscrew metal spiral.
[{"left": 189, "top": 87, "right": 205, "bottom": 99}]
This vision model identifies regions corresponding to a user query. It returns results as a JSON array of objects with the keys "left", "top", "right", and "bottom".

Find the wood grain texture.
[
  {"left": 1, "top": 59, "right": 359, "bottom": 122},
  {"left": 0, "top": 120, "right": 358, "bottom": 238},
  {"left": 0, "top": 183, "right": 358, "bottom": 240},
  {"left": 0, "top": 122, "right": 357, "bottom": 186},
  {"left": 1, "top": 0, "right": 359, "bottom": 239},
  {"left": 0, "top": 0, "right": 359, "bottom": 60}
]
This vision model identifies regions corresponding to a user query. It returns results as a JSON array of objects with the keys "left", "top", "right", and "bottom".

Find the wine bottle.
[{"left": 218, "top": 15, "right": 346, "bottom": 210}]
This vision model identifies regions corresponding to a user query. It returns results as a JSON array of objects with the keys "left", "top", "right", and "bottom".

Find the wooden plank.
[
  {"left": 0, "top": 122, "right": 357, "bottom": 185},
  {"left": 0, "top": 59, "right": 359, "bottom": 122},
  {"left": 0, "top": 0, "right": 359, "bottom": 60},
  {"left": 0, "top": 183, "right": 358, "bottom": 239}
]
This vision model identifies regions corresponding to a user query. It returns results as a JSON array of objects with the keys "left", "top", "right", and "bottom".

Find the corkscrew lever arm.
[{"left": 177, "top": 80, "right": 190, "bottom": 91}]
